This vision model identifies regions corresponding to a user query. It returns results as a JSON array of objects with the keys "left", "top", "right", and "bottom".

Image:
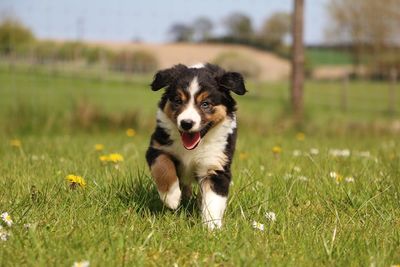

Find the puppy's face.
[{"left": 151, "top": 64, "right": 247, "bottom": 150}]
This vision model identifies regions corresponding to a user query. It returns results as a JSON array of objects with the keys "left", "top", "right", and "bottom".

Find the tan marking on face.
[
  {"left": 150, "top": 154, "right": 178, "bottom": 193},
  {"left": 177, "top": 89, "right": 187, "bottom": 102},
  {"left": 205, "top": 105, "right": 227, "bottom": 126},
  {"left": 195, "top": 91, "right": 210, "bottom": 104},
  {"left": 163, "top": 102, "right": 175, "bottom": 122}
]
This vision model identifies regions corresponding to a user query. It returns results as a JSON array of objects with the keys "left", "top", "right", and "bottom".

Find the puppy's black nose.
[{"left": 180, "top": 119, "right": 194, "bottom": 131}]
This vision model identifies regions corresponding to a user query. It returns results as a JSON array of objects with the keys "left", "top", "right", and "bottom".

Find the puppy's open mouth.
[
  {"left": 180, "top": 132, "right": 201, "bottom": 150},
  {"left": 179, "top": 122, "right": 213, "bottom": 150}
]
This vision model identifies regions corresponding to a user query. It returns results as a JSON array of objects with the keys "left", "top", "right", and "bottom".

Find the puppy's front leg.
[
  {"left": 200, "top": 171, "right": 230, "bottom": 230},
  {"left": 148, "top": 152, "right": 181, "bottom": 210}
]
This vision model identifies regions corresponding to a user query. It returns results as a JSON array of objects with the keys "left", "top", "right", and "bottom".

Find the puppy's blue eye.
[
  {"left": 200, "top": 101, "right": 210, "bottom": 109},
  {"left": 173, "top": 98, "right": 182, "bottom": 105}
]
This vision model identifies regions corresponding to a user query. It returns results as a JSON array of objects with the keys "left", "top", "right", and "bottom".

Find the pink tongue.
[{"left": 181, "top": 132, "right": 201, "bottom": 150}]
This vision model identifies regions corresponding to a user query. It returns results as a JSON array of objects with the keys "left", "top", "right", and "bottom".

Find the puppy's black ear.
[
  {"left": 151, "top": 64, "right": 187, "bottom": 91},
  {"left": 219, "top": 72, "right": 247, "bottom": 95}
]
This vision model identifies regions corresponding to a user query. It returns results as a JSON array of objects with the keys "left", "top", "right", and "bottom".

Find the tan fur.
[
  {"left": 163, "top": 102, "right": 175, "bottom": 122},
  {"left": 206, "top": 105, "right": 227, "bottom": 125},
  {"left": 150, "top": 154, "right": 178, "bottom": 193},
  {"left": 195, "top": 91, "right": 210, "bottom": 103}
]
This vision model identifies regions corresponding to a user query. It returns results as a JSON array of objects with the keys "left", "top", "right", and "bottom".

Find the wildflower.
[
  {"left": 298, "top": 175, "right": 308, "bottom": 181},
  {"left": 66, "top": 174, "right": 86, "bottom": 189},
  {"left": 310, "top": 148, "right": 319, "bottom": 155},
  {"left": 10, "top": 139, "right": 22, "bottom": 148},
  {"left": 0, "top": 226, "right": 10, "bottom": 241},
  {"left": 94, "top": 144, "right": 104, "bottom": 151},
  {"left": 72, "top": 261, "right": 90, "bottom": 267},
  {"left": 24, "top": 223, "right": 32, "bottom": 229},
  {"left": 252, "top": 221, "right": 264, "bottom": 231},
  {"left": 345, "top": 177, "right": 355, "bottom": 183},
  {"left": 126, "top": 128, "right": 136, "bottom": 137},
  {"left": 239, "top": 152, "right": 249, "bottom": 160},
  {"left": 330, "top": 171, "right": 343, "bottom": 184},
  {"left": 296, "top": 132, "right": 305, "bottom": 141},
  {"left": 265, "top": 212, "right": 276, "bottom": 222},
  {"left": 1, "top": 212, "right": 13, "bottom": 227},
  {"left": 259, "top": 165, "right": 265, "bottom": 172},
  {"left": 329, "top": 149, "right": 350, "bottom": 157},
  {"left": 292, "top": 150, "right": 302, "bottom": 157},
  {"left": 99, "top": 153, "right": 124, "bottom": 164},
  {"left": 293, "top": 166, "right": 301, "bottom": 172},
  {"left": 272, "top": 146, "right": 282, "bottom": 158}
]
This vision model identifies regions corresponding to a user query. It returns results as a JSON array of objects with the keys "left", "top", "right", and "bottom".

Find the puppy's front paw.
[
  {"left": 204, "top": 218, "right": 222, "bottom": 230},
  {"left": 159, "top": 180, "right": 181, "bottom": 210}
]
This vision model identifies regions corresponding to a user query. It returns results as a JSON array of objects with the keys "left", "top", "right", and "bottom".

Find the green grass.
[
  {"left": 0, "top": 66, "right": 399, "bottom": 266},
  {"left": 306, "top": 48, "right": 353, "bottom": 66}
]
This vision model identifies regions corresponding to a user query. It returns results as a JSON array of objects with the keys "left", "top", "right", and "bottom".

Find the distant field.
[
  {"left": 0, "top": 66, "right": 399, "bottom": 266},
  {"left": 307, "top": 48, "right": 353, "bottom": 66}
]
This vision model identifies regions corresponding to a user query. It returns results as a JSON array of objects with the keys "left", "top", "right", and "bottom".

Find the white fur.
[
  {"left": 157, "top": 109, "right": 236, "bottom": 179},
  {"left": 177, "top": 77, "right": 201, "bottom": 132},
  {"left": 201, "top": 188, "right": 227, "bottom": 230},
  {"left": 158, "top": 180, "right": 181, "bottom": 210},
  {"left": 190, "top": 63, "right": 205, "bottom": 69}
]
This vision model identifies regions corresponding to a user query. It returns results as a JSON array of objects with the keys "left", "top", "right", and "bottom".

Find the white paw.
[
  {"left": 204, "top": 218, "right": 222, "bottom": 230},
  {"left": 202, "top": 190, "right": 227, "bottom": 230},
  {"left": 159, "top": 180, "right": 181, "bottom": 210}
]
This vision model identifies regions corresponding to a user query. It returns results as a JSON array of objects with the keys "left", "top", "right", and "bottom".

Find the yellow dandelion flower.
[
  {"left": 296, "top": 132, "right": 305, "bottom": 141},
  {"left": 272, "top": 146, "right": 282, "bottom": 154},
  {"left": 126, "top": 128, "right": 136, "bottom": 137},
  {"left": 94, "top": 144, "right": 104, "bottom": 151},
  {"left": 66, "top": 174, "right": 86, "bottom": 189},
  {"left": 10, "top": 139, "right": 22, "bottom": 148},
  {"left": 99, "top": 153, "right": 124, "bottom": 164},
  {"left": 108, "top": 153, "right": 124, "bottom": 163},
  {"left": 239, "top": 152, "right": 249, "bottom": 160}
]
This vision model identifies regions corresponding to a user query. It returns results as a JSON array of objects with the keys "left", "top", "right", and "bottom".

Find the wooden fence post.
[
  {"left": 389, "top": 68, "right": 397, "bottom": 115},
  {"left": 341, "top": 75, "right": 348, "bottom": 112}
]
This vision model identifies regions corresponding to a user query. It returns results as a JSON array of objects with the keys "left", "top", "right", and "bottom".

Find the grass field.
[
  {"left": 306, "top": 48, "right": 353, "bottom": 66},
  {"left": 0, "top": 65, "right": 399, "bottom": 266}
]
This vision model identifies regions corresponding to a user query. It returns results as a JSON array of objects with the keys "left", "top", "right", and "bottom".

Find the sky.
[{"left": 0, "top": 0, "right": 329, "bottom": 44}]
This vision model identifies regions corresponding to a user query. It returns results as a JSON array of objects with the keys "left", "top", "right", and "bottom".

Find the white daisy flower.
[
  {"left": 345, "top": 177, "right": 355, "bottom": 183},
  {"left": 252, "top": 221, "right": 264, "bottom": 231},
  {"left": 0, "top": 226, "right": 10, "bottom": 241},
  {"left": 265, "top": 212, "right": 277, "bottom": 222},
  {"left": 292, "top": 150, "right": 302, "bottom": 157},
  {"left": 298, "top": 176, "right": 308, "bottom": 181},
  {"left": 329, "top": 172, "right": 337, "bottom": 178},
  {"left": 72, "top": 261, "right": 90, "bottom": 267},
  {"left": 293, "top": 166, "right": 301, "bottom": 172},
  {"left": 24, "top": 223, "right": 32, "bottom": 229},
  {"left": 310, "top": 148, "right": 319, "bottom": 155},
  {"left": 1, "top": 212, "right": 13, "bottom": 227}
]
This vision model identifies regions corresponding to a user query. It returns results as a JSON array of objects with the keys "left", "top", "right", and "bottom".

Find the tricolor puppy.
[{"left": 146, "top": 63, "right": 247, "bottom": 229}]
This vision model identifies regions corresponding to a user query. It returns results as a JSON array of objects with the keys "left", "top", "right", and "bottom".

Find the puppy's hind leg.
[{"left": 147, "top": 152, "right": 181, "bottom": 210}]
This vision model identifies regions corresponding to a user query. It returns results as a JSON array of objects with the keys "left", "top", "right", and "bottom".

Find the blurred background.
[{"left": 0, "top": 0, "right": 399, "bottom": 136}]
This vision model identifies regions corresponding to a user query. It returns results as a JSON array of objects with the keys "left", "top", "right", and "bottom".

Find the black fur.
[{"left": 147, "top": 63, "right": 246, "bottom": 201}]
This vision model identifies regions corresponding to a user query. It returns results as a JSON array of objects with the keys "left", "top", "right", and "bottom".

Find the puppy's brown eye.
[{"left": 200, "top": 101, "right": 211, "bottom": 110}]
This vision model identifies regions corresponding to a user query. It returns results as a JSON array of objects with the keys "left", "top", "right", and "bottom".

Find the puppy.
[{"left": 146, "top": 63, "right": 247, "bottom": 229}]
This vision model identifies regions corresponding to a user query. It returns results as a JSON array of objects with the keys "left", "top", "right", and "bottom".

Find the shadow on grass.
[{"left": 115, "top": 169, "right": 199, "bottom": 218}]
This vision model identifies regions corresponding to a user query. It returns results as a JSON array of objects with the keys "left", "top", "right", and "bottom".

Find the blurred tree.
[
  {"left": 193, "top": 17, "right": 213, "bottom": 42},
  {"left": 169, "top": 23, "right": 194, "bottom": 42},
  {"left": 224, "top": 13, "right": 253, "bottom": 40},
  {"left": 291, "top": 0, "right": 305, "bottom": 124},
  {"left": 259, "top": 12, "right": 291, "bottom": 49},
  {"left": 0, "top": 18, "right": 34, "bottom": 55},
  {"left": 327, "top": 0, "right": 400, "bottom": 76}
]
